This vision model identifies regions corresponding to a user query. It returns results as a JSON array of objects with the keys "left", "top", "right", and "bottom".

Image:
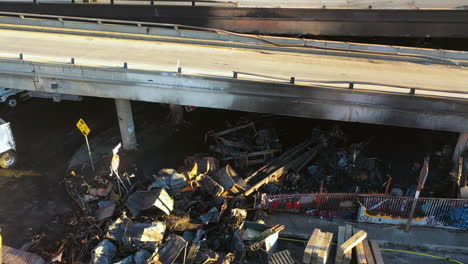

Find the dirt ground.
[
  {"left": 0, "top": 98, "right": 119, "bottom": 248},
  {"left": 0, "top": 97, "right": 238, "bottom": 249},
  {"left": 0, "top": 97, "right": 461, "bottom": 255}
]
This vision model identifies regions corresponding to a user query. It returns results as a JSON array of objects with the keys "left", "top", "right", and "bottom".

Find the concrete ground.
[{"left": 0, "top": 97, "right": 236, "bottom": 249}]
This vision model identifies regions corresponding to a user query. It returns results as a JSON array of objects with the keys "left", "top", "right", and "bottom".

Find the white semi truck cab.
[
  {"left": 0, "top": 88, "right": 22, "bottom": 107},
  {"left": 0, "top": 118, "right": 17, "bottom": 168}
]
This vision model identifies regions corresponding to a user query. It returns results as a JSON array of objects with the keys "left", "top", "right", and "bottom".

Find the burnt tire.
[{"left": 0, "top": 150, "right": 17, "bottom": 169}]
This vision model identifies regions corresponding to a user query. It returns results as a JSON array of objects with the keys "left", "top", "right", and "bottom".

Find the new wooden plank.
[
  {"left": 363, "top": 239, "right": 376, "bottom": 264},
  {"left": 337, "top": 226, "right": 345, "bottom": 246},
  {"left": 303, "top": 228, "right": 320, "bottom": 264},
  {"left": 353, "top": 228, "right": 368, "bottom": 264},
  {"left": 316, "top": 232, "right": 333, "bottom": 264},
  {"left": 356, "top": 242, "right": 368, "bottom": 264},
  {"left": 310, "top": 231, "right": 323, "bottom": 264},
  {"left": 337, "top": 225, "right": 353, "bottom": 264},
  {"left": 369, "top": 240, "right": 385, "bottom": 264},
  {"left": 340, "top": 230, "right": 367, "bottom": 254},
  {"left": 335, "top": 226, "right": 346, "bottom": 264},
  {"left": 344, "top": 225, "right": 353, "bottom": 264}
]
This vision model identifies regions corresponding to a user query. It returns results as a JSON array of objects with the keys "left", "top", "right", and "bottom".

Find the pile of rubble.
[
  {"left": 63, "top": 150, "right": 295, "bottom": 264},
  {"left": 206, "top": 122, "right": 281, "bottom": 169},
  {"left": 60, "top": 122, "right": 342, "bottom": 263},
  {"left": 56, "top": 131, "right": 285, "bottom": 263},
  {"left": 57, "top": 122, "right": 459, "bottom": 264}
]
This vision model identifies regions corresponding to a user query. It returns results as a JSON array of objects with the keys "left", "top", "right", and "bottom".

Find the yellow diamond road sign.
[{"left": 76, "top": 118, "right": 91, "bottom": 137}]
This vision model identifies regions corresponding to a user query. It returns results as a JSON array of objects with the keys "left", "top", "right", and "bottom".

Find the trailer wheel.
[
  {"left": 0, "top": 150, "right": 17, "bottom": 169},
  {"left": 6, "top": 96, "right": 18, "bottom": 108}
]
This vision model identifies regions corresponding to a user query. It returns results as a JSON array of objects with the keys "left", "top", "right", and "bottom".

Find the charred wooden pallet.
[
  {"left": 2, "top": 246, "right": 45, "bottom": 264},
  {"left": 269, "top": 250, "right": 295, "bottom": 264},
  {"left": 268, "top": 249, "right": 296, "bottom": 264}
]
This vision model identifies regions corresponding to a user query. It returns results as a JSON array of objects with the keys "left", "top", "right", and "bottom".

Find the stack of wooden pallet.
[
  {"left": 335, "top": 225, "right": 385, "bottom": 264},
  {"left": 303, "top": 228, "right": 334, "bottom": 264}
]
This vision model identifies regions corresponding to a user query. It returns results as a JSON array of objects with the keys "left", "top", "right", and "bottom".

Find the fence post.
[{"left": 406, "top": 156, "right": 430, "bottom": 231}]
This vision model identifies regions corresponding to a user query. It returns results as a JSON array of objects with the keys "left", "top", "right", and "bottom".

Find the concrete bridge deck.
[
  {"left": 1, "top": 3, "right": 468, "bottom": 37},
  {"left": 4, "top": 0, "right": 468, "bottom": 8},
  {"left": 0, "top": 14, "right": 468, "bottom": 133}
]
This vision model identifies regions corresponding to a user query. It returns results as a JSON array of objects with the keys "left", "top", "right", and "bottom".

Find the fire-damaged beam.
[
  {"left": 0, "top": 3, "right": 467, "bottom": 37},
  {"left": 1, "top": 59, "right": 468, "bottom": 133}
]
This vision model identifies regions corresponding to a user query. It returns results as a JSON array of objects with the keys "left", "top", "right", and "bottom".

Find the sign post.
[
  {"left": 405, "top": 156, "right": 430, "bottom": 231},
  {"left": 110, "top": 143, "right": 128, "bottom": 195},
  {"left": 76, "top": 118, "right": 94, "bottom": 171}
]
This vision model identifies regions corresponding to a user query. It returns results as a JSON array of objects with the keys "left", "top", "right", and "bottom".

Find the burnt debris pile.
[{"left": 59, "top": 122, "right": 457, "bottom": 264}]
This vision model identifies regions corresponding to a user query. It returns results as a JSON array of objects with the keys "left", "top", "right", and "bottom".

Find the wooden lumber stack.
[
  {"left": 335, "top": 225, "right": 353, "bottom": 264},
  {"left": 353, "top": 228, "right": 367, "bottom": 264},
  {"left": 368, "top": 240, "right": 385, "bottom": 264},
  {"left": 335, "top": 226, "right": 385, "bottom": 264},
  {"left": 303, "top": 228, "right": 333, "bottom": 264},
  {"left": 335, "top": 226, "right": 367, "bottom": 264}
]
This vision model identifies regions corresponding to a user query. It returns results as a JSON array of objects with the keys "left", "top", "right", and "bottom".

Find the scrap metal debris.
[
  {"left": 90, "top": 239, "right": 116, "bottom": 264},
  {"left": 207, "top": 123, "right": 281, "bottom": 169},
  {"left": 150, "top": 235, "right": 187, "bottom": 264},
  {"left": 54, "top": 122, "right": 462, "bottom": 264},
  {"left": 126, "top": 188, "right": 174, "bottom": 216}
]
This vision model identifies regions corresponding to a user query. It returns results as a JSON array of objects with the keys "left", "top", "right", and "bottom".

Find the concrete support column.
[
  {"left": 169, "top": 104, "right": 184, "bottom": 125},
  {"left": 115, "top": 99, "right": 137, "bottom": 150},
  {"left": 453, "top": 133, "right": 468, "bottom": 166}
]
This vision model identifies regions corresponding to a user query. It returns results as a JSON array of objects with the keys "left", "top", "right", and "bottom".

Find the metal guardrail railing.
[
  {"left": 25, "top": 0, "right": 238, "bottom": 6},
  {"left": 2, "top": 11, "right": 468, "bottom": 66},
  {"left": 261, "top": 193, "right": 468, "bottom": 230},
  {"left": 232, "top": 71, "right": 468, "bottom": 100}
]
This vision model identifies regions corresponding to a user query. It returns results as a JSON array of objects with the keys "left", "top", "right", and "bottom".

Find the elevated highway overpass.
[
  {"left": 0, "top": 13, "right": 468, "bottom": 148},
  {"left": 4, "top": 0, "right": 468, "bottom": 8},
  {"left": 0, "top": 2, "right": 468, "bottom": 37}
]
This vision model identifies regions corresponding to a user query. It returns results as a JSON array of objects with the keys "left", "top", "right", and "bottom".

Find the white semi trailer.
[{"left": 0, "top": 88, "right": 82, "bottom": 107}]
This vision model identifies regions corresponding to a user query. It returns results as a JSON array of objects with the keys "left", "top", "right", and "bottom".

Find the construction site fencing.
[
  {"left": 358, "top": 196, "right": 468, "bottom": 229},
  {"left": 261, "top": 193, "right": 468, "bottom": 230},
  {"left": 261, "top": 193, "right": 360, "bottom": 218}
]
